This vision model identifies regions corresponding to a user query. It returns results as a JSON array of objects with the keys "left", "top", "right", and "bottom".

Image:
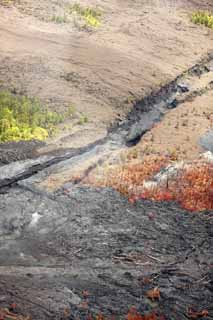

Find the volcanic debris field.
[{"left": 0, "top": 0, "right": 213, "bottom": 319}]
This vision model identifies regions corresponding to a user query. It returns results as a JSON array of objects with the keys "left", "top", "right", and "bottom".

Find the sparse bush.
[
  {"left": 86, "top": 155, "right": 170, "bottom": 197},
  {"left": 66, "top": 104, "right": 76, "bottom": 118},
  {"left": 86, "top": 154, "right": 213, "bottom": 212},
  {"left": 191, "top": 11, "right": 213, "bottom": 28},
  {"left": 69, "top": 3, "right": 101, "bottom": 27},
  {"left": 78, "top": 114, "right": 88, "bottom": 125},
  {"left": 0, "top": 91, "right": 65, "bottom": 142},
  {"left": 51, "top": 14, "right": 68, "bottom": 24}
]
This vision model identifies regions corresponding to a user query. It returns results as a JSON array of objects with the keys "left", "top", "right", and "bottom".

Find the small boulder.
[
  {"left": 167, "top": 98, "right": 178, "bottom": 109},
  {"left": 177, "top": 83, "right": 190, "bottom": 93},
  {"left": 200, "top": 131, "right": 213, "bottom": 152}
]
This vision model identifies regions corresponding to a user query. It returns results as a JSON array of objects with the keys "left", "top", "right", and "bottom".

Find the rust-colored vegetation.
[
  {"left": 1, "top": 304, "right": 209, "bottom": 320},
  {"left": 86, "top": 155, "right": 213, "bottom": 212},
  {"left": 126, "top": 307, "right": 164, "bottom": 320},
  {"left": 81, "top": 308, "right": 164, "bottom": 320},
  {"left": 86, "top": 155, "right": 170, "bottom": 197},
  {"left": 139, "top": 161, "right": 213, "bottom": 212}
]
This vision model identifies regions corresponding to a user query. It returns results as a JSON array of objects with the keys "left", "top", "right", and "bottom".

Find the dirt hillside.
[{"left": 0, "top": 0, "right": 212, "bottom": 153}]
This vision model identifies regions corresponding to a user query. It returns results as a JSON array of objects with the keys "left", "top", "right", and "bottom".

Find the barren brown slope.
[{"left": 0, "top": 0, "right": 212, "bottom": 151}]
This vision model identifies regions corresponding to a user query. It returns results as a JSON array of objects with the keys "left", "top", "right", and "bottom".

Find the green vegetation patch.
[
  {"left": 191, "top": 11, "right": 213, "bottom": 29},
  {"left": 0, "top": 91, "right": 65, "bottom": 142},
  {"left": 0, "top": 0, "right": 15, "bottom": 6},
  {"left": 77, "top": 114, "right": 88, "bottom": 125},
  {"left": 69, "top": 3, "right": 101, "bottom": 27},
  {"left": 50, "top": 14, "right": 68, "bottom": 24}
]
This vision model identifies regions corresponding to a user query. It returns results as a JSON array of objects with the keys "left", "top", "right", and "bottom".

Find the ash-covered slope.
[{"left": 0, "top": 185, "right": 212, "bottom": 319}]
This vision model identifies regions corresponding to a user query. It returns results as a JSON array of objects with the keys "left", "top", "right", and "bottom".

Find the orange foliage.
[
  {"left": 96, "top": 313, "right": 105, "bottom": 320},
  {"left": 146, "top": 288, "right": 161, "bottom": 301},
  {"left": 140, "top": 162, "right": 213, "bottom": 211},
  {"left": 87, "top": 155, "right": 170, "bottom": 197},
  {"left": 188, "top": 308, "right": 209, "bottom": 319},
  {"left": 81, "top": 309, "right": 164, "bottom": 320},
  {"left": 127, "top": 307, "right": 163, "bottom": 320},
  {"left": 87, "top": 154, "right": 213, "bottom": 212},
  {"left": 0, "top": 308, "right": 31, "bottom": 320}
]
